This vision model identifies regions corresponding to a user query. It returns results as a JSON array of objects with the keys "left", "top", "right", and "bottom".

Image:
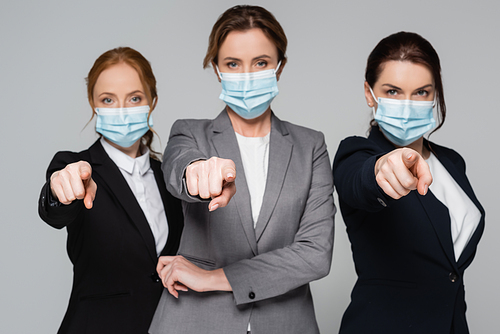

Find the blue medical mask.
[
  {"left": 95, "top": 105, "right": 152, "bottom": 148},
  {"left": 370, "top": 87, "right": 436, "bottom": 146},
  {"left": 217, "top": 62, "right": 281, "bottom": 119}
]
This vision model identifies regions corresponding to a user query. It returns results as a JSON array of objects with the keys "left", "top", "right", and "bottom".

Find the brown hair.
[
  {"left": 86, "top": 47, "right": 160, "bottom": 159},
  {"left": 203, "top": 5, "right": 287, "bottom": 69},
  {"left": 366, "top": 32, "right": 446, "bottom": 134}
]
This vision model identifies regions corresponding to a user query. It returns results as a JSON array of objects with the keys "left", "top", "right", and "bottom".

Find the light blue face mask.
[
  {"left": 95, "top": 105, "right": 152, "bottom": 148},
  {"left": 217, "top": 62, "right": 281, "bottom": 119},
  {"left": 370, "top": 87, "right": 436, "bottom": 146}
]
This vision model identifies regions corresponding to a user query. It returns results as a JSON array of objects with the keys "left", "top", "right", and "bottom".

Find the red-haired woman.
[
  {"left": 38, "top": 47, "right": 183, "bottom": 334},
  {"left": 333, "top": 32, "right": 485, "bottom": 334},
  {"left": 149, "top": 5, "right": 334, "bottom": 334}
]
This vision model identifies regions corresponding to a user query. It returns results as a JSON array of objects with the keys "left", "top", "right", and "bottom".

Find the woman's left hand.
[{"left": 157, "top": 256, "right": 232, "bottom": 298}]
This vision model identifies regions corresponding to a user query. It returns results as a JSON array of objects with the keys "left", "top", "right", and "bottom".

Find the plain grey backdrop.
[{"left": 1, "top": 0, "right": 498, "bottom": 332}]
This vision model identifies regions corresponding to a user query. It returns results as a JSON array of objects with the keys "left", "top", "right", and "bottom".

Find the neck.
[
  {"left": 406, "top": 137, "right": 430, "bottom": 159},
  {"left": 104, "top": 137, "right": 142, "bottom": 158},
  {"left": 393, "top": 136, "right": 429, "bottom": 159},
  {"left": 226, "top": 107, "right": 272, "bottom": 137}
]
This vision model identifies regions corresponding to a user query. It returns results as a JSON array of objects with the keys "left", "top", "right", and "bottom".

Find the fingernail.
[
  {"left": 209, "top": 203, "right": 219, "bottom": 211},
  {"left": 424, "top": 184, "right": 428, "bottom": 195},
  {"left": 227, "top": 173, "right": 234, "bottom": 179},
  {"left": 407, "top": 154, "right": 413, "bottom": 160}
]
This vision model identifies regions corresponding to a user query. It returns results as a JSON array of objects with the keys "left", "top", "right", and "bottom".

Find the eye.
[
  {"left": 256, "top": 60, "right": 268, "bottom": 67},
  {"left": 227, "top": 62, "right": 238, "bottom": 68},
  {"left": 102, "top": 97, "right": 113, "bottom": 104},
  {"left": 131, "top": 96, "right": 141, "bottom": 103},
  {"left": 387, "top": 89, "right": 397, "bottom": 96},
  {"left": 416, "top": 90, "right": 428, "bottom": 97}
]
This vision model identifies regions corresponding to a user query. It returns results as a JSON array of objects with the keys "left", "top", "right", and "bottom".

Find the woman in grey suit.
[{"left": 149, "top": 5, "right": 335, "bottom": 334}]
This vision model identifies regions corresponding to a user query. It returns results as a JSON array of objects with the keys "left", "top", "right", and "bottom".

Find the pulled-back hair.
[{"left": 203, "top": 5, "right": 287, "bottom": 69}]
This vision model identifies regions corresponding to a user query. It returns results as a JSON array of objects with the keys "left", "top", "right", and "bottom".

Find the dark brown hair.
[
  {"left": 203, "top": 5, "right": 287, "bottom": 68},
  {"left": 86, "top": 47, "right": 160, "bottom": 159},
  {"left": 366, "top": 32, "right": 446, "bottom": 134}
]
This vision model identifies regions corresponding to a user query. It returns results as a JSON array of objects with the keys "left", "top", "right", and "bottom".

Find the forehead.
[
  {"left": 219, "top": 28, "right": 278, "bottom": 58},
  {"left": 377, "top": 60, "right": 434, "bottom": 88},
  {"left": 94, "top": 62, "right": 142, "bottom": 92}
]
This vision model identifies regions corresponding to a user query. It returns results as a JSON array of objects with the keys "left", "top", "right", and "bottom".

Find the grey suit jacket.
[{"left": 150, "top": 110, "right": 335, "bottom": 334}]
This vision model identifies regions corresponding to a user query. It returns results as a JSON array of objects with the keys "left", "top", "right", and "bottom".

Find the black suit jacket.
[
  {"left": 333, "top": 126, "right": 485, "bottom": 334},
  {"left": 38, "top": 140, "right": 183, "bottom": 334}
]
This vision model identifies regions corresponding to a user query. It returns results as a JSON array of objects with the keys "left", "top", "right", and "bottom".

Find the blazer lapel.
[
  {"left": 431, "top": 144, "right": 486, "bottom": 267},
  {"left": 416, "top": 191, "right": 458, "bottom": 271},
  {"left": 255, "top": 114, "right": 293, "bottom": 242},
  {"left": 151, "top": 159, "right": 183, "bottom": 256},
  {"left": 89, "top": 141, "right": 158, "bottom": 263},
  {"left": 211, "top": 111, "right": 257, "bottom": 255}
]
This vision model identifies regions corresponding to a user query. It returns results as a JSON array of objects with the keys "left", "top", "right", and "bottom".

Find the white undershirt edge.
[
  {"left": 101, "top": 138, "right": 168, "bottom": 256},
  {"left": 426, "top": 152, "right": 481, "bottom": 261}
]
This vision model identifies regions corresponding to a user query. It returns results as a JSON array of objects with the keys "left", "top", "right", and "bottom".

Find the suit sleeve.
[
  {"left": 333, "top": 136, "right": 394, "bottom": 212},
  {"left": 223, "top": 133, "right": 335, "bottom": 305},
  {"left": 162, "top": 119, "right": 211, "bottom": 203},
  {"left": 38, "top": 151, "right": 85, "bottom": 229}
]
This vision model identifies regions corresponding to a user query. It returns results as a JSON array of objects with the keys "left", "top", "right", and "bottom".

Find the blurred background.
[{"left": 1, "top": 0, "right": 498, "bottom": 332}]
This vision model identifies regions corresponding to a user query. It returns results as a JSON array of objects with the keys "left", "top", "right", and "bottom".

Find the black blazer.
[
  {"left": 333, "top": 126, "right": 485, "bottom": 334},
  {"left": 38, "top": 140, "right": 183, "bottom": 334}
]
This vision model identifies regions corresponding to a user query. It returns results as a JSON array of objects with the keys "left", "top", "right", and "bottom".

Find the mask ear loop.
[
  {"left": 215, "top": 65, "right": 222, "bottom": 81},
  {"left": 369, "top": 86, "right": 378, "bottom": 119},
  {"left": 274, "top": 61, "right": 282, "bottom": 75}
]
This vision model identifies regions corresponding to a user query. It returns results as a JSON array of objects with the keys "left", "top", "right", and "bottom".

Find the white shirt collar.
[{"left": 100, "top": 137, "right": 150, "bottom": 176}]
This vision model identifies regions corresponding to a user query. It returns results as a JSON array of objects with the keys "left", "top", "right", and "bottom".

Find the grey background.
[{"left": 1, "top": 0, "right": 498, "bottom": 333}]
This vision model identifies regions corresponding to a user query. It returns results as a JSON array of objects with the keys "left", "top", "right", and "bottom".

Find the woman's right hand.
[
  {"left": 186, "top": 157, "right": 236, "bottom": 211},
  {"left": 50, "top": 161, "right": 97, "bottom": 209},
  {"left": 374, "top": 148, "right": 432, "bottom": 200}
]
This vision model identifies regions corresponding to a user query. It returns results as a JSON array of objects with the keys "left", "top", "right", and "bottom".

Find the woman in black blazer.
[
  {"left": 333, "top": 32, "right": 484, "bottom": 334},
  {"left": 38, "top": 47, "right": 183, "bottom": 334}
]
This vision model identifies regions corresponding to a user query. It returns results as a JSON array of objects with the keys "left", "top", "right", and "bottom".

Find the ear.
[
  {"left": 276, "top": 59, "right": 286, "bottom": 81},
  {"left": 364, "top": 81, "right": 376, "bottom": 108},
  {"left": 212, "top": 61, "right": 221, "bottom": 83}
]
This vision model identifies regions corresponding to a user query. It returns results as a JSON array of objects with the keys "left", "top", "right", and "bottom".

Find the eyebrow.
[
  {"left": 222, "top": 55, "right": 272, "bottom": 62},
  {"left": 98, "top": 92, "right": 116, "bottom": 98},
  {"left": 127, "top": 90, "right": 145, "bottom": 96},
  {"left": 381, "top": 84, "right": 402, "bottom": 90},
  {"left": 381, "top": 83, "right": 434, "bottom": 91},
  {"left": 413, "top": 84, "right": 433, "bottom": 91},
  {"left": 97, "top": 90, "right": 144, "bottom": 98}
]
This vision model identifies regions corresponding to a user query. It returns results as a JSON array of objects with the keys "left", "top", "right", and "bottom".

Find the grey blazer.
[{"left": 149, "top": 110, "right": 335, "bottom": 334}]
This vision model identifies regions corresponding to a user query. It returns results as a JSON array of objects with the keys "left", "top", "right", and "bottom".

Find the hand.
[
  {"left": 185, "top": 157, "right": 236, "bottom": 211},
  {"left": 50, "top": 161, "right": 97, "bottom": 209},
  {"left": 157, "top": 256, "right": 231, "bottom": 298},
  {"left": 374, "top": 148, "right": 432, "bottom": 199}
]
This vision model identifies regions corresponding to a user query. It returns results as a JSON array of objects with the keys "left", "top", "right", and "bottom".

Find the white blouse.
[
  {"left": 235, "top": 132, "right": 270, "bottom": 227},
  {"left": 426, "top": 153, "right": 481, "bottom": 261},
  {"left": 101, "top": 138, "right": 168, "bottom": 256}
]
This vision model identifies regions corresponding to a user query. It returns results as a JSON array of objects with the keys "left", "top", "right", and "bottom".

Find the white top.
[
  {"left": 426, "top": 153, "right": 481, "bottom": 261},
  {"left": 235, "top": 131, "right": 270, "bottom": 332},
  {"left": 101, "top": 138, "right": 168, "bottom": 256},
  {"left": 235, "top": 132, "right": 270, "bottom": 227}
]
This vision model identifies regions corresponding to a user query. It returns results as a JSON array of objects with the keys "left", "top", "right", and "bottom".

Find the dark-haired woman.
[
  {"left": 333, "top": 32, "right": 484, "bottom": 334},
  {"left": 38, "top": 47, "right": 183, "bottom": 334},
  {"left": 149, "top": 5, "right": 334, "bottom": 334}
]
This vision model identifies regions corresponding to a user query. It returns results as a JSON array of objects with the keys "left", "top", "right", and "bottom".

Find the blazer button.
[
  {"left": 449, "top": 272, "right": 458, "bottom": 283},
  {"left": 151, "top": 273, "right": 161, "bottom": 283},
  {"left": 377, "top": 198, "right": 387, "bottom": 207},
  {"left": 249, "top": 292, "right": 255, "bottom": 299}
]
